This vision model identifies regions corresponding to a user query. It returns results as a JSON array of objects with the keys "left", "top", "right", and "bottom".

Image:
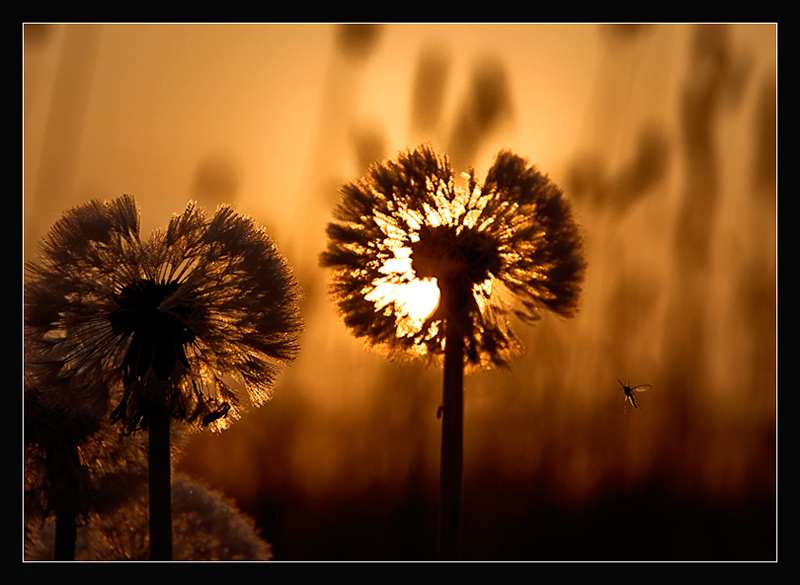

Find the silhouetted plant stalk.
[
  {"left": 25, "top": 195, "right": 303, "bottom": 560},
  {"left": 148, "top": 407, "right": 173, "bottom": 559},
  {"left": 24, "top": 365, "right": 157, "bottom": 561},
  {"left": 51, "top": 440, "right": 81, "bottom": 560},
  {"left": 24, "top": 381, "right": 99, "bottom": 561},
  {"left": 439, "top": 277, "right": 467, "bottom": 559},
  {"left": 321, "top": 145, "right": 586, "bottom": 560}
]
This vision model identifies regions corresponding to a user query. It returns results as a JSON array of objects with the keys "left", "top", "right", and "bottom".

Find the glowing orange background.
[{"left": 23, "top": 23, "right": 776, "bottom": 560}]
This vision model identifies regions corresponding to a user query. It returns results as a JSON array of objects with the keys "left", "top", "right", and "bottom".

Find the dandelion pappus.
[{"left": 617, "top": 379, "right": 653, "bottom": 411}]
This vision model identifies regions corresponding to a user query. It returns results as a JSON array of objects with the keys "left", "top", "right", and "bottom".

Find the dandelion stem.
[
  {"left": 53, "top": 513, "right": 77, "bottom": 560},
  {"left": 148, "top": 407, "right": 173, "bottom": 560},
  {"left": 52, "top": 443, "right": 80, "bottom": 561},
  {"left": 438, "top": 279, "right": 466, "bottom": 560}
]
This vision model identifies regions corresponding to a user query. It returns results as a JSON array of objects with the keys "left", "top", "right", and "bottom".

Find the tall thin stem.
[
  {"left": 148, "top": 407, "right": 172, "bottom": 560},
  {"left": 437, "top": 278, "right": 466, "bottom": 560},
  {"left": 53, "top": 513, "right": 77, "bottom": 560},
  {"left": 52, "top": 440, "right": 80, "bottom": 561}
]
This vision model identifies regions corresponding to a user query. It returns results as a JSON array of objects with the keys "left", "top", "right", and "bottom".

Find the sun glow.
[
  {"left": 361, "top": 177, "right": 497, "bottom": 341},
  {"left": 364, "top": 246, "right": 441, "bottom": 338}
]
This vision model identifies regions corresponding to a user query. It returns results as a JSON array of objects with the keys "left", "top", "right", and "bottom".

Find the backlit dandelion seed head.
[
  {"left": 25, "top": 473, "right": 273, "bottom": 561},
  {"left": 320, "top": 144, "right": 586, "bottom": 369},
  {"left": 25, "top": 195, "right": 303, "bottom": 434}
]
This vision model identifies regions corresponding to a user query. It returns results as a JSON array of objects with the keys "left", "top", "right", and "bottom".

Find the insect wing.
[{"left": 616, "top": 380, "right": 652, "bottom": 411}]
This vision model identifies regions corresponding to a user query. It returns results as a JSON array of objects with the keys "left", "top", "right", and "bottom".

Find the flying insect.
[{"left": 617, "top": 379, "right": 652, "bottom": 411}]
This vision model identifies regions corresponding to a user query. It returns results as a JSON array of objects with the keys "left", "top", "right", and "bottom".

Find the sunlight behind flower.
[
  {"left": 366, "top": 270, "right": 441, "bottom": 341},
  {"left": 360, "top": 170, "right": 523, "bottom": 346},
  {"left": 322, "top": 145, "right": 585, "bottom": 370}
]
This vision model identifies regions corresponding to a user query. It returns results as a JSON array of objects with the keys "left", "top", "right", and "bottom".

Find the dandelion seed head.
[
  {"left": 25, "top": 195, "right": 303, "bottom": 434},
  {"left": 25, "top": 473, "right": 273, "bottom": 561},
  {"left": 320, "top": 144, "right": 586, "bottom": 369}
]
